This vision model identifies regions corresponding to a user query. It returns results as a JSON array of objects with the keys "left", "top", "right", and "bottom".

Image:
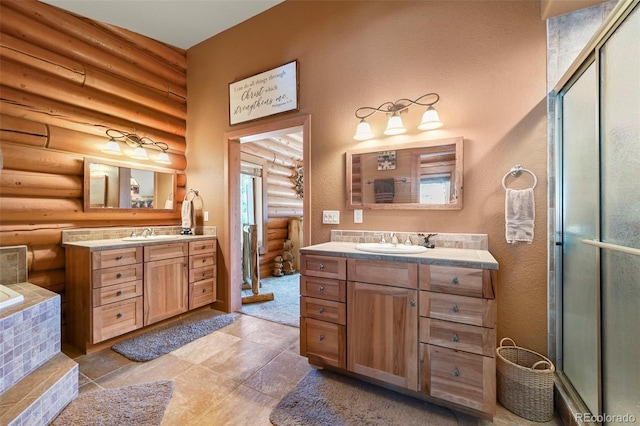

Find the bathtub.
[{"left": 0, "top": 284, "right": 24, "bottom": 309}]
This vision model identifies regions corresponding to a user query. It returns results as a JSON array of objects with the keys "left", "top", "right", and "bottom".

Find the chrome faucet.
[
  {"left": 390, "top": 233, "right": 398, "bottom": 246},
  {"left": 403, "top": 234, "right": 413, "bottom": 245},
  {"left": 142, "top": 227, "right": 152, "bottom": 237},
  {"left": 378, "top": 233, "right": 387, "bottom": 244}
]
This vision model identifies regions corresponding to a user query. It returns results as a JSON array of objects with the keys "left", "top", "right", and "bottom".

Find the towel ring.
[
  {"left": 502, "top": 164, "right": 537, "bottom": 190},
  {"left": 184, "top": 189, "right": 199, "bottom": 202}
]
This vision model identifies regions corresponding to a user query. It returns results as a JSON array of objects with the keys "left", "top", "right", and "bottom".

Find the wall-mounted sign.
[
  {"left": 377, "top": 150, "right": 397, "bottom": 170},
  {"left": 229, "top": 60, "right": 299, "bottom": 125}
]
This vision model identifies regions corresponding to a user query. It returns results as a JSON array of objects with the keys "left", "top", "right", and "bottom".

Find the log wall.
[{"left": 0, "top": 0, "right": 187, "bottom": 340}]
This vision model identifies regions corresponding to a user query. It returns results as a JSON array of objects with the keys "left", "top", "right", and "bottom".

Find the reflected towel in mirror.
[{"left": 374, "top": 178, "right": 395, "bottom": 203}]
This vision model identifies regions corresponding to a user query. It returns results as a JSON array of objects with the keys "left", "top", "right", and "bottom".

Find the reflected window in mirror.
[{"left": 346, "top": 137, "right": 463, "bottom": 210}]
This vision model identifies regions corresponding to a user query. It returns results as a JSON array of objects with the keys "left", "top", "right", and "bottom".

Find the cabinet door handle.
[
  {"left": 452, "top": 368, "right": 460, "bottom": 377},
  {"left": 318, "top": 334, "right": 324, "bottom": 341},
  {"left": 452, "top": 334, "right": 459, "bottom": 342},
  {"left": 451, "top": 277, "right": 459, "bottom": 284},
  {"left": 116, "top": 272, "right": 123, "bottom": 278},
  {"left": 116, "top": 312, "right": 123, "bottom": 319},
  {"left": 318, "top": 308, "right": 324, "bottom": 314},
  {"left": 452, "top": 304, "right": 459, "bottom": 313},
  {"left": 116, "top": 255, "right": 123, "bottom": 261},
  {"left": 116, "top": 290, "right": 123, "bottom": 296},
  {"left": 409, "top": 300, "right": 416, "bottom": 308},
  {"left": 317, "top": 286, "right": 324, "bottom": 292},
  {"left": 318, "top": 263, "right": 324, "bottom": 270}
]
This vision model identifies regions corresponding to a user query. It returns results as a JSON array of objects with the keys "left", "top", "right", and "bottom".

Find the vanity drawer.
[
  {"left": 92, "top": 280, "right": 143, "bottom": 307},
  {"left": 92, "top": 247, "right": 142, "bottom": 269},
  {"left": 347, "top": 258, "right": 418, "bottom": 289},
  {"left": 92, "top": 296, "right": 143, "bottom": 343},
  {"left": 421, "top": 344, "right": 495, "bottom": 414},
  {"left": 420, "top": 317, "right": 495, "bottom": 357},
  {"left": 300, "top": 254, "right": 346, "bottom": 280},
  {"left": 420, "top": 265, "right": 485, "bottom": 298},
  {"left": 301, "top": 296, "right": 346, "bottom": 325},
  {"left": 189, "top": 278, "right": 216, "bottom": 309},
  {"left": 300, "top": 276, "right": 345, "bottom": 302},
  {"left": 144, "top": 242, "right": 188, "bottom": 262},
  {"left": 92, "top": 263, "right": 143, "bottom": 288},
  {"left": 189, "top": 264, "right": 216, "bottom": 283},
  {"left": 189, "top": 239, "right": 216, "bottom": 255},
  {"left": 420, "top": 291, "right": 495, "bottom": 327},
  {"left": 301, "top": 317, "right": 345, "bottom": 368},
  {"left": 189, "top": 253, "right": 215, "bottom": 269}
]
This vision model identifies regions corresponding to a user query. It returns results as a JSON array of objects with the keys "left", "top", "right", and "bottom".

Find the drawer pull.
[
  {"left": 202, "top": 272, "right": 206, "bottom": 277},
  {"left": 452, "top": 334, "right": 459, "bottom": 343},
  {"left": 318, "top": 263, "right": 324, "bottom": 270},
  {"left": 202, "top": 289, "right": 207, "bottom": 294},
  {"left": 116, "top": 255, "right": 123, "bottom": 261},
  {"left": 202, "top": 259, "right": 207, "bottom": 263},
  {"left": 451, "top": 277, "right": 459, "bottom": 284},
  {"left": 116, "top": 312, "right": 123, "bottom": 319},
  {"left": 410, "top": 300, "right": 416, "bottom": 308},
  {"left": 116, "top": 290, "right": 123, "bottom": 296},
  {"left": 116, "top": 272, "right": 123, "bottom": 279},
  {"left": 318, "top": 286, "right": 324, "bottom": 292},
  {"left": 318, "top": 308, "right": 324, "bottom": 314},
  {"left": 201, "top": 245, "right": 206, "bottom": 249},
  {"left": 318, "top": 334, "right": 324, "bottom": 341},
  {"left": 452, "top": 368, "right": 460, "bottom": 377},
  {"left": 452, "top": 304, "right": 459, "bottom": 313}
]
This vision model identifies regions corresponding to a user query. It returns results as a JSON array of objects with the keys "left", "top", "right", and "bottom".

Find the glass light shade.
[
  {"left": 353, "top": 119, "right": 374, "bottom": 141},
  {"left": 131, "top": 146, "right": 149, "bottom": 160},
  {"left": 384, "top": 113, "right": 406, "bottom": 135},
  {"left": 102, "top": 140, "right": 122, "bottom": 155},
  {"left": 417, "top": 106, "right": 443, "bottom": 130},
  {"left": 155, "top": 151, "right": 172, "bottom": 164}
]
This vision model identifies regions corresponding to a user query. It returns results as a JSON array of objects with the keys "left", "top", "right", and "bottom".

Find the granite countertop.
[
  {"left": 63, "top": 234, "right": 216, "bottom": 251},
  {"left": 300, "top": 241, "right": 498, "bottom": 270}
]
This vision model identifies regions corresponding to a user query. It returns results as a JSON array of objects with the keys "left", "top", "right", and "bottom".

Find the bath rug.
[
  {"left": 270, "top": 369, "right": 458, "bottom": 426},
  {"left": 239, "top": 273, "right": 300, "bottom": 327},
  {"left": 51, "top": 380, "right": 174, "bottom": 426},
  {"left": 112, "top": 310, "right": 236, "bottom": 362}
]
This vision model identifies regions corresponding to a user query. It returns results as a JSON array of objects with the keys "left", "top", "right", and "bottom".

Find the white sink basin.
[
  {"left": 122, "top": 235, "right": 180, "bottom": 241},
  {"left": 355, "top": 243, "right": 428, "bottom": 254}
]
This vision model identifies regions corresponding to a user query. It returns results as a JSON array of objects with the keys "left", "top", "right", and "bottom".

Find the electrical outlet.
[
  {"left": 354, "top": 209, "right": 363, "bottom": 223},
  {"left": 322, "top": 210, "right": 340, "bottom": 224},
  {"left": 204, "top": 211, "right": 209, "bottom": 222}
]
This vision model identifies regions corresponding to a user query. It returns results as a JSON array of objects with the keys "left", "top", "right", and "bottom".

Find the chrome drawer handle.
[
  {"left": 116, "top": 272, "right": 123, "bottom": 278},
  {"left": 116, "top": 255, "right": 123, "bottom": 260},
  {"left": 452, "top": 368, "right": 460, "bottom": 377},
  {"left": 318, "top": 286, "right": 324, "bottom": 292},
  {"left": 116, "top": 312, "right": 123, "bottom": 319},
  {"left": 318, "top": 263, "right": 324, "bottom": 270},
  {"left": 452, "top": 334, "right": 459, "bottom": 343},
  {"left": 452, "top": 304, "right": 459, "bottom": 313},
  {"left": 116, "top": 290, "right": 123, "bottom": 296},
  {"left": 318, "top": 334, "right": 324, "bottom": 341},
  {"left": 451, "top": 277, "right": 459, "bottom": 284},
  {"left": 318, "top": 308, "right": 324, "bottom": 314}
]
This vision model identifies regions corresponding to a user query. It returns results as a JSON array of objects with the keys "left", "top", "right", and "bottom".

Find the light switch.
[
  {"left": 322, "top": 210, "right": 340, "bottom": 224},
  {"left": 204, "top": 211, "right": 209, "bottom": 222},
  {"left": 354, "top": 209, "right": 363, "bottom": 223}
]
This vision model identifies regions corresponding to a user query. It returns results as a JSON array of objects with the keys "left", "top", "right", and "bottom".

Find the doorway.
[{"left": 223, "top": 115, "right": 310, "bottom": 314}]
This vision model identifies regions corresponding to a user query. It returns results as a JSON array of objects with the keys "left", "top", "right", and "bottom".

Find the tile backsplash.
[
  {"left": 330, "top": 230, "right": 488, "bottom": 250},
  {"left": 0, "top": 245, "right": 28, "bottom": 284}
]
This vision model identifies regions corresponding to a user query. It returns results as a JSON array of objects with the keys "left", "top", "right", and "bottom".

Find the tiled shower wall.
[{"left": 545, "top": 0, "right": 619, "bottom": 361}]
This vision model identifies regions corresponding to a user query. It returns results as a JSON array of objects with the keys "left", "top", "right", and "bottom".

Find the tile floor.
[{"left": 63, "top": 312, "right": 562, "bottom": 426}]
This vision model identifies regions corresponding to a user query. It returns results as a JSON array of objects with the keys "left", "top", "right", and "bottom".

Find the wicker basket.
[{"left": 496, "top": 338, "right": 555, "bottom": 422}]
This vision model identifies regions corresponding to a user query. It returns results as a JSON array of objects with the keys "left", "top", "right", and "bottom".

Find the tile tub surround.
[
  {"left": 330, "top": 230, "right": 489, "bottom": 250},
  {"left": 62, "top": 225, "right": 217, "bottom": 244},
  {"left": 0, "top": 245, "right": 28, "bottom": 285},
  {"left": 0, "top": 283, "right": 62, "bottom": 395}
]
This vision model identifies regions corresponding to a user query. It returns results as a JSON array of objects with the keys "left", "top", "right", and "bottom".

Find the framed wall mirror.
[
  {"left": 84, "top": 157, "right": 176, "bottom": 212},
  {"left": 346, "top": 136, "right": 463, "bottom": 210}
]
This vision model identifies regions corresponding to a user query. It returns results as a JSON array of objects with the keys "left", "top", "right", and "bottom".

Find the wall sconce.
[
  {"left": 353, "top": 93, "right": 443, "bottom": 141},
  {"left": 102, "top": 129, "right": 171, "bottom": 164}
]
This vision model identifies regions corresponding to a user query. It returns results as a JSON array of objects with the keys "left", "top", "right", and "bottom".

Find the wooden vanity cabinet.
[
  {"left": 188, "top": 239, "right": 217, "bottom": 309},
  {"left": 143, "top": 242, "right": 188, "bottom": 325},
  {"left": 299, "top": 254, "right": 347, "bottom": 368},
  {"left": 419, "top": 264, "right": 497, "bottom": 416},
  {"left": 347, "top": 258, "right": 419, "bottom": 390}
]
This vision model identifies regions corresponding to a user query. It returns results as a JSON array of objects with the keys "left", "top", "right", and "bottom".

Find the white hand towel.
[
  {"left": 181, "top": 199, "right": 193, "bottom": 229},
  {"left": 505, "top": 188, "right": 534, "bottom": 244}
]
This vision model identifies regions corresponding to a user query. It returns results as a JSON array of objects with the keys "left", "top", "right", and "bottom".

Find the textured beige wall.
[{"left": 186, "top": 1, "right": 549, "bottom": 354}]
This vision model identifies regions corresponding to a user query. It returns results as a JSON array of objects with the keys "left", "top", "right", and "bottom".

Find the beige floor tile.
[
  {"left": 171, "top": 329, "right": 242, "bottom": 364},
  {"left": 200, "top": 339, "right": 280, "bottom": 382},
  {"left": 77, "top": 380, "right": 102, "bottom": 396},
  {"left": 95, "top": 353, "right": 193, "bottom": 389},
  {"left": 243, "top": 351, "right": 312, "bottom": 399},
  {"left": 240, "top": 320, "right": 299, "bottom": 351},
  {"left": 161, "top": 365, "right": 240, "bottom": 425},
  {"left": 73, "top": 347, "right": 133, "bottom": 381},
  {"left": 218, "top": 314, "right": 268, "bottom": 339},
  {"left": 187, "top": 384, "right": 279, "bottom": 426}
]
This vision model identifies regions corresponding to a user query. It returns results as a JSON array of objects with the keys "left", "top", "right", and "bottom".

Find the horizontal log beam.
[
  {"left": 0, "top": 169, "right": 82, "bottom": 198},
  {"left": 0, "top": 113, "right": 47, "bottom": 146},
  {"left": 29, "top": 244, "right": 65, "bottom": 271},
  {"left": 267, "top": 196, "right": 304, "bottom": 209},
  {"left": 267, "top": 174, "right": 296, "bottom": 189},
  {"left": 267, "top": 186, "right": 299, "bottom": 199},
  {"left": 267, "top": 217, "right": 290, "bottom": 229},
  {"left": 268, "top": 208, "right": 303, "bottom": 218},
  {"left": 26, "top": 268, "right": 65, "bottom": 293},
  {"left": 264, "top": 163, "right": 295, "bottom": 177},
  {"left": 1, "top": 142, "right": 84, "bottom": 175},
  {"left": 240, "top": 143, "right": 299, "bottom": 168}
]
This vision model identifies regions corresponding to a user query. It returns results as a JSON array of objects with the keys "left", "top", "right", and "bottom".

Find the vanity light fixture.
[
  {"left": 353, "top": 92, "right": 443, "bottom": 141},
  {"left": 102, "top": 129, "right": 171, "bottom": 164}
]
